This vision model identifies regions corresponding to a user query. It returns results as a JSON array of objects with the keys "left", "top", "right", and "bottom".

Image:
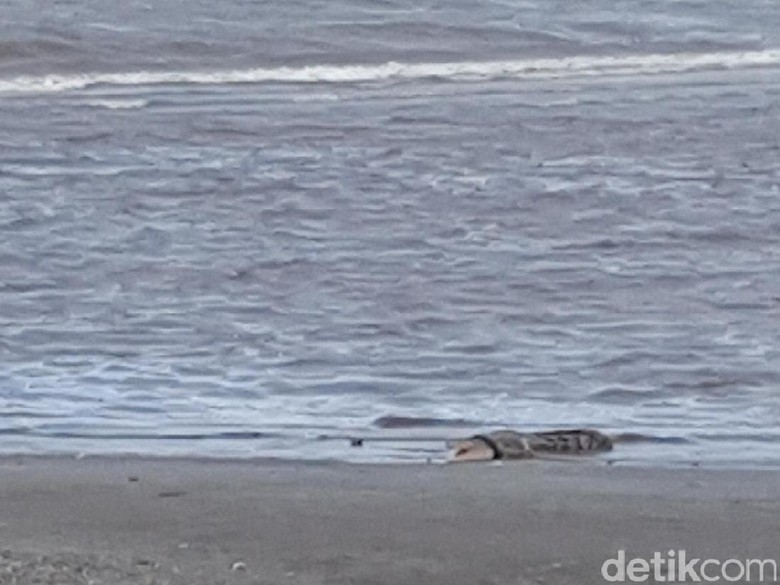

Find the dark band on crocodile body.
[{"left": 472, "top": 434, "right": 503, "bottom": 459}]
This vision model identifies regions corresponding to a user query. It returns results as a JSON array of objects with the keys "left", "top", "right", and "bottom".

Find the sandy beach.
[{"left": 1, "top": 457, "right": 777, "bottom": 584}]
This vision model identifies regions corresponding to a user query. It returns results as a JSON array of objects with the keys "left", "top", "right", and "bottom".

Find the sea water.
[{"left": 1, "top": 0, "right": 779, "bottom": 466}]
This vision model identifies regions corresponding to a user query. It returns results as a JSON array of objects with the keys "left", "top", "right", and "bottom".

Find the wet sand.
[{"left": 1, "top": 456, "right": 778, "bottom": 584}]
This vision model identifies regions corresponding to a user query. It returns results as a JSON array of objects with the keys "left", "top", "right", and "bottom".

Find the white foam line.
[
  {"left": 85, "top": 98, "right": 150, "bottom": 109},
  {"left": 2, "top": 48, "right": 780, "bottom": 95}
]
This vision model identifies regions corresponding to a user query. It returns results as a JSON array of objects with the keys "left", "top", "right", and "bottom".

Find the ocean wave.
[
  {"left": 84, "top": 98, "right": 149, "bottom": 110},
  {"left": 373, "top": 415, "right": 478, "bottom": 429},
  {"left": 2, "top": 48, "right": 780, "bottom": 95}
]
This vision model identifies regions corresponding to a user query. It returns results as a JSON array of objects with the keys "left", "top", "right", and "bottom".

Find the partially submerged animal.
[{"left": 448, "top": 429, "right": 613, "bottom": 462}]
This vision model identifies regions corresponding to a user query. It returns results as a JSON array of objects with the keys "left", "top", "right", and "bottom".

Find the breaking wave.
[{"left": 2, "top": 48, "right": 780, "bottom": 95}]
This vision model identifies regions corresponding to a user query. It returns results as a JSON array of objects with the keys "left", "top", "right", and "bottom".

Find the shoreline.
[
  {"left": 2, "top": 445, "right": 780, "bottom": 472},
  {"left": 2, "top": 456, "right": 778, "bottom": 584}
]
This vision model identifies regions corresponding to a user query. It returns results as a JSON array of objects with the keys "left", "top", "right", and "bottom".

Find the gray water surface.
[{"left": 1, "top": 0, "right": 779, "bottom": 466}]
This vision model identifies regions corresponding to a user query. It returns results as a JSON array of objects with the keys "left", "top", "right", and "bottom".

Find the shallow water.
[{"left": 1, "top": 0, "right": 779, "bottom": 467}]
